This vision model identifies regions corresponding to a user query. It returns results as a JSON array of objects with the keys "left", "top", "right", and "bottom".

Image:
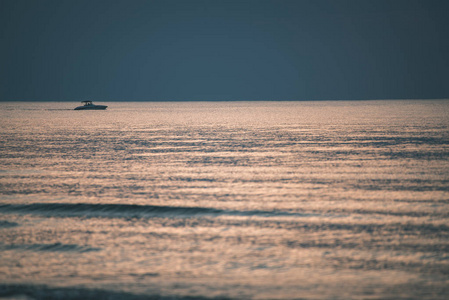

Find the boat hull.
[{"left": 74, "top": 105, "right": 108, "bottom": 110}]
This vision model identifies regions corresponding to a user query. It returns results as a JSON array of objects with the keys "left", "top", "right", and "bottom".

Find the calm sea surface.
[{"left": 0, "top": 100, "right": 448, "bottom": 299}]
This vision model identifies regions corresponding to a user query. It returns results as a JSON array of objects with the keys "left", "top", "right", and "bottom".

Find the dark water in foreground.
[{"left": 0, "top": 101, "right": 448, "bottom": 299}]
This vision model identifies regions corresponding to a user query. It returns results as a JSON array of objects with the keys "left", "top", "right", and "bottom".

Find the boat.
[{"left": 74, "top": 101, "right": 108, "bottom": 110}]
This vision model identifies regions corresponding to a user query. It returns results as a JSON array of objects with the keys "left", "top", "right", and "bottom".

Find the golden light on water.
[{"left": 0, "top": 100, "right": 448, "bottom": 299}]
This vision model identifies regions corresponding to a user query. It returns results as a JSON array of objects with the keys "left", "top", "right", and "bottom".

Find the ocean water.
[{"left": 0, "top": 100, "right": 448, "bottom": 299}]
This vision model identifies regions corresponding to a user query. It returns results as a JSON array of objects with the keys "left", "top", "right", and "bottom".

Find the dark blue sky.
[{"left": 1, "top": 0, "right": 448, "bottom": 101}]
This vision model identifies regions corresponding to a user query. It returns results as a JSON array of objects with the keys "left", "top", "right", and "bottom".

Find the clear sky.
[{"left": 1, "top": 0, "right": 448, "bottom": 101}]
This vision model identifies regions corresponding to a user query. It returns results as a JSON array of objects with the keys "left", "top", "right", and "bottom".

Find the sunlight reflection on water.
[{"left": 0, "top": 100, "right": 448, "bottom": 299}]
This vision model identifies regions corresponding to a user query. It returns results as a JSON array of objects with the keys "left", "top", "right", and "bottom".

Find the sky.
[{"left": 1, "top": 0, "right": 448, "bottom": 101}]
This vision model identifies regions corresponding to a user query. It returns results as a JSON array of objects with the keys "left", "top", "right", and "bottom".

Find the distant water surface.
[{"left": 0, "top": 100, "right": 448, "bottom": 299}]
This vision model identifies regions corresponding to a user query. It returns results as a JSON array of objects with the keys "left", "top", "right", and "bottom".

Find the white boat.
[{"left": 74, "top": 101, "right": 108, "bottom": 110}]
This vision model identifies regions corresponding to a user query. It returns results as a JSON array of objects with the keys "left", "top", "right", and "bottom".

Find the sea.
[{"left": 0, "top": 100, "right": 448, "bottom": 299}]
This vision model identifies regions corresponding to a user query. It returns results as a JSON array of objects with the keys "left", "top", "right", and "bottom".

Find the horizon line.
[{"left": 1, "top": 98, "right": 448, "bottom": 102}]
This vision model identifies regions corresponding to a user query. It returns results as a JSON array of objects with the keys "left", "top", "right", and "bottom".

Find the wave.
[
  {"left": 0, "top": 284, "right": 232, "bottom": 300},
  {"left": 0, "top": 242, "right": 100, "bottom": 253},
  {"left": 0, "top": 203, "right": 306, "bottom": 219},
  {"left": 0, "top": 220, "right": 18, "bottom": 228},
  {"left": 0, "top": 203, "right": 443, "bottom": 220}
]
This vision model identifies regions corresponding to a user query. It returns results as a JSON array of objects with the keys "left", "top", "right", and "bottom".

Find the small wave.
[
  {"left": 0, "top": 284, "right": 232, "bottom": 300},
  {"left": 0, "top": 203, "right": 306, "bottom": 219},
  {"left": 0, "top": 220, "right": 19, "bottom": 228},
  {"left": 0, "top": 203, "right": 223, "bottom": 218},
  {"left": 0, "top": 242, "right": 100, "bottom": 253}
]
